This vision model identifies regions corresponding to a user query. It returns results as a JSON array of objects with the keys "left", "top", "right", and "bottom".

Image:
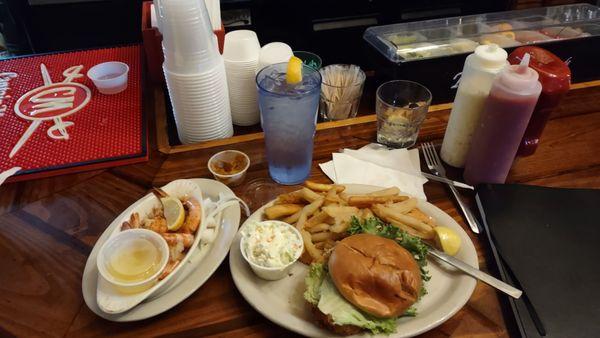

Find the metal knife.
[
  {"left": 426, "top": 244, "right": 523, "bottom": 299},
  {"left": 421, "top": 172, "right": 474, "bottom": 190}
]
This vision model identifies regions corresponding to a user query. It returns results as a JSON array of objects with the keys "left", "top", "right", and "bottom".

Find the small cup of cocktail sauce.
[{"left": 207, "top": 150, "right": 250, "bottom": 187}]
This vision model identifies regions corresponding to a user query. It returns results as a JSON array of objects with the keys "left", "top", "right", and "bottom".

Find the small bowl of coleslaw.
[{"left": 240, "top": 220, "right": 304, "bottom": 280}]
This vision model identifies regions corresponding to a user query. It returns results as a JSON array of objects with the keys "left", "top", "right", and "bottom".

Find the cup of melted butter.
[{"left": 98, "top": 229, "right": 169, "bottom": 293}]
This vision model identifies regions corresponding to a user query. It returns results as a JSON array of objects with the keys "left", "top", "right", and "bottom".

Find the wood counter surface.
[{"left": 1, "top": 81, "right": 599, "bottom": 337}]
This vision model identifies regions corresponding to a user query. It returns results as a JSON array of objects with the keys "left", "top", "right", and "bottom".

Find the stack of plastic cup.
[
  {"left": 223, "top": 30, "right": 261, "bottom": 126},
  {"left": 160, "top": 0, "right": 233, "bottom": 143},
  {"left": 257, "top": 42, "right": 293, "bottom": 72}
]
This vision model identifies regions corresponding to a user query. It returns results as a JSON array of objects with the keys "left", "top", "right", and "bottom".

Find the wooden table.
[{"left": 1, "top": 81, "right": 599, "bottom": 338}]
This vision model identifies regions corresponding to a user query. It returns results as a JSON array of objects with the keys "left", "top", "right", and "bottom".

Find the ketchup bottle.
[
  {"left": 464, "top": 54, "right": 542, "bottom": 185},
  {"left": 508, "top": 47, "right": 571, "bottom": 156}
]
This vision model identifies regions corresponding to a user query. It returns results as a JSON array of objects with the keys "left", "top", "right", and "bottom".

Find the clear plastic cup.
[
  {"left": 256, "top": 63, "right": 322, "bottom": 184},
  {"left": 293, "top": 51, "right": 322, "bottom": 70},
  {"left": 87, "top": 62, "right": 129, "bottom": 95},
  {"left": 223, "top": 30, "right": 260, "bottom": 62}
]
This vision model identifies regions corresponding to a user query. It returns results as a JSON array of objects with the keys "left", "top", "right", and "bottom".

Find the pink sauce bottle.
[{"left": 464, "top": 54, "right": 542, "bottom": 185}]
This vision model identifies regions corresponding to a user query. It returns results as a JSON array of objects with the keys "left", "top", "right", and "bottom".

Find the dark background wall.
[{"left": 0, "top": 0, "right": 590, "bottom": 65}]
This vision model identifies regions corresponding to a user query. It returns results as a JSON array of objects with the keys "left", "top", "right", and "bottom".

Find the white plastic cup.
[
  {"left": 162, "top": 45, "right": 220, "bottom": 74},
  {"left": 222, "top": 32, "right": 260, "bottom": 126},
  {"left": 258, "top": 42, "right": 293, "bottom": 72},
  {"left": 223, "top": 30, "right": 260, "bottom": 62},
  {"left": 97, "top": 229, "right": 170, "bottom": 293},
  {"left": 207, "top": 150, "right": 250, "bottom": 186},
  {"left": 87, "top": 62, "right": 129, "bottom": 95},
  {"left": 160, "top": 0, "right": 219, "bottom": 69},
  {"left": 163, "top": 59, "right": 234, "bottom": 143}
]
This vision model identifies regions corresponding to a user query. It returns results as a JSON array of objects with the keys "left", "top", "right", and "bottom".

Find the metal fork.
[{"left": 422, "top": 142, "right": 481, "bottom": 234}]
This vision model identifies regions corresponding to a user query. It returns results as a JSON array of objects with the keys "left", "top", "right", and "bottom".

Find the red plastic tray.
[{"left": 0, "top": 45, "right": 147, "bottom": 182}]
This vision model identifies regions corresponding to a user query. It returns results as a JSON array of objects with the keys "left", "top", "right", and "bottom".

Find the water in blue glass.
[{"left": 256, "top": 63, "right": 322, "bottom": 185}]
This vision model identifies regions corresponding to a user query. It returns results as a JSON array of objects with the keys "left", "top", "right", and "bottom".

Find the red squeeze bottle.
[
  {"left": 464, "top": 53, "right": 542, "bottom": 186},
  {"left": 508, "top": 47, "right": 571, "bottom": 156}
]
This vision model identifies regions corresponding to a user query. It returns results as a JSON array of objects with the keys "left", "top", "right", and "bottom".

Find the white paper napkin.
[{"left": 319, "top": 144, "right": 428, "bottom": 200}]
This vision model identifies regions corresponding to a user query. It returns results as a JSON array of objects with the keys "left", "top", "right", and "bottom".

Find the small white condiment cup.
[
  {"left": 87, "top": 61, "right": 130, "bottom": 94},
  {"left": 240, "top": 220, "right": 304, "bottom": 281},
  {"left": 97, "top": 228, "right": 169, "bottom": 293},
  {"left": 207, "top": 150, "right": 250, "bottom": 187}
]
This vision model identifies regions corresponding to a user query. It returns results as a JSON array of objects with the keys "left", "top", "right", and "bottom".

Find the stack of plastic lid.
[
  {"left": 223, "top": 30, "right": 261, "bottom": 126},
  {"left": 158, "top": 0, "right": 233, "bottom": 143},
  {"left": 257, "top": 42, "right": 293, "bottom": 73}
]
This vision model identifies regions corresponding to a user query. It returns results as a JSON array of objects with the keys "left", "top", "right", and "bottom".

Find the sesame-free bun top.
[{"left": 328, "top": 233, "right": 422, "bottom": 318}]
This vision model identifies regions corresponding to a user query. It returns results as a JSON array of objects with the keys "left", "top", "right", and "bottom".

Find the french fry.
[
  {"left": 307, "top": 223, "right": 330, "bottom": 233},
  {"left": 299, "top": 249, "right": 313, "bottom": 264},
  {"left": 339, "top": 192, "right": 350, "bottom": 202},
  {"left": 306, "top": 210, "right": 328, "bottom": 228},
  {"left": 285, "top": 197, "right": 324, "bottom": 226},
  {"left": 301, "top": 230, "right": 323, "bottom": 263},
  {"left": 303, "top": 197, "right": 325, "bottom": 217},
  {"left": 407, "top": 208, "right": 437, "bottom": 226},
  {"left": 323, "top": 205, "right": 360, "bottom": 233},
  {"left": 301, "top": 187, "right": 322, "bottom": 203},
  {"left": 275, "top": 190, "right": 305, "bottom": 205},
  {"left": 386, "top": 198, "right": 418, "bottom": 214},
  {"left": 311, "top": 231, "right": 333, "bottom": 242},
  {"left": 323, "top": 188, "right": 344, "bottom": 206},
  {"left": 361, "top": 208, "right": 375, "bottom": 220},
  {"left": 296, "top": 212, "right": 308, "bottom": 231},
  {"left": 305, "top": 180, "right": 346, "bottom": 193},
  {"left": 323, "top": 239, "right": 336, "bottom": 250},
  {"left": 347, "top": 195, "right": 409, "bottom": 208},
  {"left": 264, "top": 204, "right": 304, "bottom": 219},
  {"left": 267, "top": 183, "right": 440, "bottom": 266},
  {"left": 372, "top": 204, "right": 434, "bottom": 237},
  {"left": 370, "top": 205, "right": 423, "bottom": 238},
  {"left": 367, "top": 187, "right": 400, "bottom": 197},
  {"left": 389, "top": 218, "right": 430, "bottom": 238}
]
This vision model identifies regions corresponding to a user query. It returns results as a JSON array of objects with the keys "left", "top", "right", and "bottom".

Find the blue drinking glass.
[{"left": 256, "top": 63, "right": 322, "bottom": 185}]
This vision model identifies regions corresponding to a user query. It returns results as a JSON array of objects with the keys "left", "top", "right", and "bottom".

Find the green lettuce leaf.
[
  {"left": 304, "top": 263, "right": 326, "bottom": 305},
  {"left": 318, "top": 276, "right": 397, "bottom": 335}
]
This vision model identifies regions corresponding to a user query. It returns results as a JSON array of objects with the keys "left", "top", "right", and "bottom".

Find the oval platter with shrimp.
[{"left": 95, "top": 179, "right": 206, "bottom": 314}]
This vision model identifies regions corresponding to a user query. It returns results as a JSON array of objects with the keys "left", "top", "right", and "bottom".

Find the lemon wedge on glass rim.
[
  {"left": 286, "top": 56, "right": 303, "bottom": 84},
  {"left": 433, "top": 226, "right": 462, "bottom": 256},
  {"left": 160, "top": 196, "right": 185, "bottom": 231}
]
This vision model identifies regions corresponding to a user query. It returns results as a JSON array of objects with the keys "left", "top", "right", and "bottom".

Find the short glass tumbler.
[
  {"left": 256, "top": 62, "right": 322, "bottom": 185},
  {"left": 376, "top": 80, "right": 432, "bottom": 148}
]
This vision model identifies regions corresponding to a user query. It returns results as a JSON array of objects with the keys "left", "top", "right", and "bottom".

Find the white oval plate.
[
  {"left": 96, "top": 179, "right": 205, "bottom": 314},
  {"left": 82, "top": 178, "right": 241, "bottom": 321},
  {"left": 229, "top": 184, "right": 478, "bottom": 338}
]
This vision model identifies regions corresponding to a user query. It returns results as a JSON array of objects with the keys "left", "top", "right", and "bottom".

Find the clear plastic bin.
[{"left": 364, "top": 3, "right": 600, "bottom": 63}]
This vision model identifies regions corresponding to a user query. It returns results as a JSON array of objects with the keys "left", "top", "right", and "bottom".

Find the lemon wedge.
[
  {"left": 433, "top": 226, "right": 461, "bottom": 256},
  {"left": 286, "top": 56, "right": 303, "bottom": 84},
  {"left": 161, "top": 196, "right": 185, "bottom": 231}
]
